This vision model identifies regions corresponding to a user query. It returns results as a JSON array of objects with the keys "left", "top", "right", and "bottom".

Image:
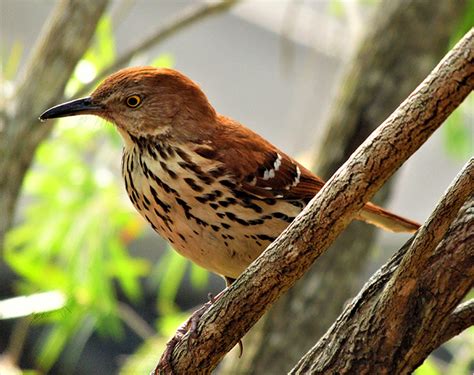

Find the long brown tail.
[{"left": 358, "top": 202, "right": 420, "bottom": 233}]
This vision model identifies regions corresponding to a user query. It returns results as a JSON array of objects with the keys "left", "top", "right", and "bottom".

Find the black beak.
[{"left": 39, "top": 97, "right": 103, "bottom": 121}]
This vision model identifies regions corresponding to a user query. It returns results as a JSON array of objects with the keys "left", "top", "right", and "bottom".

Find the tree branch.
[
  {"left": 293, "top": 151, "right": 473, "bottom": 373},
  {"left": 367, "top": 156, "right": 474, "bottom": 362},
  {"left": 154, "top": 28, "right": 474, "bottom": 375},
  {"left": 75, "top": 0, "right": 239, "bottom": 98},
  {"left": 293, "top": 194, "right": 473, "bottom": 373},
  {"left": 436, "top": 299, "right": 474, "bottom": 346}
]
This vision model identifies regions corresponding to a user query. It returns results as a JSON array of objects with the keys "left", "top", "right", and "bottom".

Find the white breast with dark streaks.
[{"left": 121, "top": 139, "right": 303, "bottom": 279}]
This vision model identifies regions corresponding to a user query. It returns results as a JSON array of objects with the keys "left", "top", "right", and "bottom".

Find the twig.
[
  {"left": 154, "top": 26, "right": 474, "bottom": 375},
  {"left": 117, "top": 302, "right": 155, "bottom": 340},
  {"left": 74, "top": 0, "right": 239, "bottom": 98}
]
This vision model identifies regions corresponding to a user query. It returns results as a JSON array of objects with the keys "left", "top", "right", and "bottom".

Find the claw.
[
  {"left": 157, "top": 322, "right": 188, "bottom": 374},
  {"left": 238, "top": 339, "right": 244, "bottom": 358},
  {"left": 157, "top": 291, "right": 225, "bottom": 373}
]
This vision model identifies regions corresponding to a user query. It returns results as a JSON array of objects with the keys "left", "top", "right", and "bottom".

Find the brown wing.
[
  {"left": 205, "top": 115, "right": 419, "bottom": 233},
  {"left": 211, "top": 115, "right": 324, "bottom": 201}
]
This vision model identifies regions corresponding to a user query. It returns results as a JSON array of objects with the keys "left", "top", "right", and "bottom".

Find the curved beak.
[{"left": 39, "top": 97, "right": 103, "bottom": 122}]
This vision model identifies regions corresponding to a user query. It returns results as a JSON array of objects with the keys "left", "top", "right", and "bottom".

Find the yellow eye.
[{"left": 126, "top": 95, "right": 142, "bottom": 108}]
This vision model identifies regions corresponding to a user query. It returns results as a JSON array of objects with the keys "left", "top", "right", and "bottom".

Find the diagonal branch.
[
  {"left": 75, "top": 0, "right": 239, "bottom": 98},
  {"left": 362, "top": 158, "right": 474, "bottom": 372},
  {"left": 293, "top": 195, "right": 473, "bottom": 374},
  {"left": 154, "top": 27, "right": 474, "bottom": 375}
]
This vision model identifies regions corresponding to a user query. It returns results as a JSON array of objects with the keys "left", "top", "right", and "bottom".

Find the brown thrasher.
[{"left": 40, "top": 66, "right": 419, "bottom": 286}]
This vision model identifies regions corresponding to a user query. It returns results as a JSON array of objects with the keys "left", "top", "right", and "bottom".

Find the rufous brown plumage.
[{"left": 40, "top": 66, "right": 420, "bottom": 283}]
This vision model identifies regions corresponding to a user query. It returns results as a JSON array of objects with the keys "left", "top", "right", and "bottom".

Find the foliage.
[
  {"left": 443, "top": 90, "right": 473, "bottom": 160},
  {"left": 4, "top": 17, "right": 146, "bottom": 371},
  {"left": 449, "top": 0, "right": 474, "bottom": 46},
  {"left": 442, "top": 0, "right": 474, "bottom": 161},
  {"left": 2, "top": 15, "right": 203, "bottom": 372}
]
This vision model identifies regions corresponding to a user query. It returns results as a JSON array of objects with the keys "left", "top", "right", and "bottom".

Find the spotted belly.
[{"left": 121, "top": 142, "right": 303, "bottom": 279}]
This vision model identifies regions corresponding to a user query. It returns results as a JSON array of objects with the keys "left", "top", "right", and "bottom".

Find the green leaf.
[
  {"left": 328, "top": 0, "right": 345, "bottom": 18},
  {"left": 450, "top": 0, "right": 474, "bottom": 46},
  {"left": 189, "top": 263, "right": 209, "bottom": 291},
  {"left": 95, "top": 17, "right": 115, "bottom": 66},
  {"left": 4, "top": 40, "right": 23, "bottom": 79},
  {"left": 119, "top": 337, "right": 166, "bottom": 375},
  {"left": 36, "top": 307, "right": 85, "bottom": 371},
  {"left": 414, "top": 358, "right": 441, "bottom": 375},
  {"left": 443, "top": 96, "right": 474, "bottom": 160},
  {"left": 107, "top": 237, "right": 150, "bottom": 301},
  {"left": 157, "top": 311, "right": 189, "bottom": 336},
  {"left": 153, "top": 248, "right": 187, "bottom": 315}
]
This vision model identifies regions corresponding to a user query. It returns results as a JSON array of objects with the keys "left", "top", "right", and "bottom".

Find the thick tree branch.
[
  {"left": 154, "top": 28, "right": 474, "bottom": 375},
  {"left": 368, "top": 157, "right": 474, "bottom": 364},
  {"left": 293, "top": 191, "right": 473, "bottom": 373},
  {"left": 75, "top": 0, "right": 239, "bottom": 98}
]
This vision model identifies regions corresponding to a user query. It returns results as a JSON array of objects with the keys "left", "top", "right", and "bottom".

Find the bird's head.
[{"left": 40, "top": 66, "right": 216, "bottom": 141}]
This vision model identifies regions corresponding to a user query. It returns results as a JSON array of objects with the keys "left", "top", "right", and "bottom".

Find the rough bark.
[
  {"left": 0, "top": 0, "right": 109, "bottom": 253},
  {"left": 292, "top": 158, "right": 473, "bottom": 373},
  {"left": 220, "top": 0, "right": 467, "bottom": 373},
  {"left": 154, "top": 29, "right": 474, "bottom": 375}
]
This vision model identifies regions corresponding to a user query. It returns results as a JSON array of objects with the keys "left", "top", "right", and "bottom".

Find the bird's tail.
[{"left": 358, "top": 202, "right": 420, "bottom": 233}]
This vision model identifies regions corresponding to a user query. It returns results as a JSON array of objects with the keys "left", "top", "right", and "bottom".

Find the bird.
[{"left": 40, "top": 66, "right": 420, "bottom": 287}]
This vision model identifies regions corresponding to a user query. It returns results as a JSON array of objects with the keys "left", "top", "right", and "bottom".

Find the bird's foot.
[
  {"left": 187, "top": 293, "right": 217, "bottom": 341},
  {"left": 157, "top": 291, "right": 244, "bottom": 373},
  {"left": 157, "top": 322, "right": 188, "bottom": 375},
  {"left": 156, "top": 292, "right": 224, "bottom": 374},
  {"left": 187, "top": 293, "right": 243, "bottom": 357}
]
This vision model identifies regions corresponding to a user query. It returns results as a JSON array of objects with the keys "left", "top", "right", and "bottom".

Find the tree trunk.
[{"left": 219, "top": 0, "right": 466, "bottom": 373}]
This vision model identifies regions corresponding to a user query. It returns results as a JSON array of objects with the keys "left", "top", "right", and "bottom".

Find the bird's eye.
[{"left": 126, "top": 95, "right": 142, "bottom": 108}]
